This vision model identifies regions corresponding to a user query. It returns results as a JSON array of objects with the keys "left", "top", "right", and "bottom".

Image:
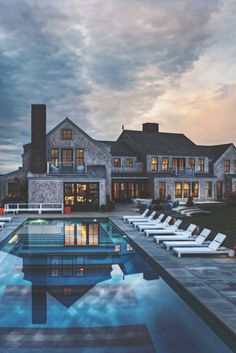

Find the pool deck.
[
  {"left": 1, "top": 208, "right": 236, "bottom": 350},
  {"left": 110, "top": 216, "right": 236, "bottom": 350}
]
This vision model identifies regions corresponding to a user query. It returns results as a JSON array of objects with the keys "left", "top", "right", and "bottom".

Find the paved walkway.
[{"left": 110, "top": 216, "right": 236, "bottom": 351}]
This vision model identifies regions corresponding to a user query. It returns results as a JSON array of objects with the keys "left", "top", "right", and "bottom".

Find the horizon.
[{"left": 1, "top": 0, "right": 236, "bottom": 173}]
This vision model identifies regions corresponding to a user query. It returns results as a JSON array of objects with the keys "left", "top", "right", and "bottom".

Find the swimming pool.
[{"left": 0, "top": 218, "right": 234, "bottom": 353}]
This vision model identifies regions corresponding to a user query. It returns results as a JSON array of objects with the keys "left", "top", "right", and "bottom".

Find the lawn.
[{"left": 189, "top": 204, "right": 236, "bottom": 239}]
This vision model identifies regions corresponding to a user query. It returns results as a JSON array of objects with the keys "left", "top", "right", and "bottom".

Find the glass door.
[{"left": 61, "top": 149, "right": 73, "bottom": 172}]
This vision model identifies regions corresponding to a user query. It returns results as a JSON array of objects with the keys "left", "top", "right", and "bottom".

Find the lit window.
[
  {"left": 183, "top": 182, "right": 190, "bottom": 198},
  {"left": 207, "top": 181, "right": 212, "bottom": 197},
  {"left": 77, "top": 224, "right": 87, "bottom": 245},
  {"left": 159, "top": 182, "right": 166, "bottom": 198},
  {"left": 113, "top": 158, "right": 121, "bottom": 167},
  {"left": 224, "top": 160, "right": 230, "bottom": 173},
  {"left": 192, "top": 182, "right": 199, "bottom": 198},
  {"left": 175, "top": 182, "right": 182, "bottom": 198},
  {"left": 162, "top": 157, "right": 169, "bottom": 171},
  {"left": 76, "top": 149, "right": 84, "bottom": 166},
  {"left": 62, "top": 129, "right": 72, "bottom": 139},
  {"left": 198, "top": 159, "right": 205, "bottom": 172},
  {"left": 88, "top": 223, "right": 99, "bottom": 245},
  {"left": 225, "top": 180, "right": 232, "bottom": 193},
  {"left": 50, "top": 149, "right": 59, "bottom": 166},
  {"left": 126, "top": 158, "right": 133, "bottom": 167},
  {"left": 65, "top": 224, "right": 75, "bottom": 245},
  {"left": 173, "top": 158, "right": 185, "bottom": 171},
  {"left": 189, "top": 158, "right": 195, "bottom": 170},
  {"left": 151, "top": 157, "right": 158, "bottom": 171}
]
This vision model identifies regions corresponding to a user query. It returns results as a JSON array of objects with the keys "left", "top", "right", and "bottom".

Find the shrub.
[{"left": 186, "top": 196, "right": 194, "bottom": 207}]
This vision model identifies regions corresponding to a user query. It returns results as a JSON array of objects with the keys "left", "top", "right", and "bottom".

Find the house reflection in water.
[{"left": 7, "top": 220, "right": 159, "bottom": 324}]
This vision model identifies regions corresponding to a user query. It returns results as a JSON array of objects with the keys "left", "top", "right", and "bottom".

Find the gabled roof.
[
  {"left": 198, "top": 143, "right": 233, "bottom": 162},
  {"left": 97, "top": 140, "right": 137, "bottom": 156},
  {"left": 119, "top": 130, "right": 209, "bottom": 157},
  {"left": 24, "top": 117, "right": 111, "bottom": 157}
]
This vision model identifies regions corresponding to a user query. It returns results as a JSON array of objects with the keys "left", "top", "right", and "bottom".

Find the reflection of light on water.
[
  {"left": 8, "top": 234, "right": 18, "bottom": 244},
  {"left": 28, "top": 219, "right": 48, "bottom": 224}
]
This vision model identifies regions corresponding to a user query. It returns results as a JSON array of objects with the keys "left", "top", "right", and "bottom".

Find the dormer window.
[
  {"left": 198, "top": 158, "right": 205, "bottom": 172},
  {"left": 151, "top": 157, "right": 158, "bottom": 171},
  {"left": 162, "top": 157, "right": 169, "bottom": 171},
  {"left": 224, "top": 160, "right": 230, "bottom": 173},
  {"left": 126, "top": 158, "right": 133, "bottom": 168},
  {"left": 62, "top": 129, "right": 72, "bottom": 140},
  {"left": 113, "top": 158, "right": 121, "bottom": 167}
]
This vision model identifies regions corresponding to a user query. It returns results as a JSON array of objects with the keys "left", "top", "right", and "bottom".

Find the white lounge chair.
[
  {"left": 163, "top": 228, "right": 211, "bottom": 250},
  {"left": 137, "top": 215, "right": 172, "bottom": 231},
  {"left": 0, "top": 222, "right": 5, "bottom": 228},
  {"left": 153, "top": 224, "right": 197, "bottom": 243},
  {"left": 147, "top": 222, "right": 196, "bottom": 237},
  {"left": 0, "top": 216, "right": 12, "bottom": 222},
  {"left": 141, "top": 218, "right": 182, "bottom": 233},
  {"left": 123, "top": 208, "right": 149, "bottom": 221},
  {"left": 173, "top": 233, "right": 229, "bottom": 258},
  {"left": 131, "top": 211, "right": 157, "bottom": 226}
]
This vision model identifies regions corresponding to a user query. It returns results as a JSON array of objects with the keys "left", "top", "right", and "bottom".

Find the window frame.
[
  {"left": 62, "top": 129, "right": 72, "bottom": 140},
  {"left": 207, "top": 181, "right": 212, "bottom": 197},
  {"left": 224, "top": 160, "right": 230, "bottom": 173},
  {"left": 113, "top": 158, "right": 121, "bottom": 167},
  {"left": 76, "top": 148, "right": 84, "bottom": 166},
  {"left": 126, "top": 158, "right": 134, "bottom": 168},
  {"left": 198, "top": 158, "right": 205, "bottom": 172},
  {"left": 175, "top": 182, "right": 182, "bottom": 198},
  {"left": 161, "top": 157, "right": 169, "bottom": 171},
  {"left": 159, "top": 181, "right": 166, "bottom": 199},
  {"left": 151, "top": 156, "right": 158, "bottom": 171}
]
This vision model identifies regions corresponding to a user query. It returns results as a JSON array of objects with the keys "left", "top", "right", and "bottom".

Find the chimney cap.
[{"left": 142, "top": 122, "right": 159, "bottom": 133}]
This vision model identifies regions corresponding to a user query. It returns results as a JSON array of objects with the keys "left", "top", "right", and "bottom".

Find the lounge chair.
[
  {"left": 153, "top": 224, "right": 197, "bottom": 243},
  {"left": 142, "top": 218, "right": 182, "bottom": 233},
  {"left": 131, "top": 211, "right": 157, "bottom": 226},
  {"left": 0, "top": 222, "right": 5, "bottom": 228},
  {"left": 128, "top": 210, "right": 156, "bottom": 225},
  {"left": 173, "top": 233, "right": 229, "bottom": 258},
  {"left": 123, "top": 208, "right": 149, "bottom": 221},
  {"left": 137, "top": 215, "right": 172, "bottom": 231},
  {"left": 0, "top": 216, "right": 12, "bottom": 222},
  {"left": 163, "top": 228, "right": 211, "bottom": 250}
]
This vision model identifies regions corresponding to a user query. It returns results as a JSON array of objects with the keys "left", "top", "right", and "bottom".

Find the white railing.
[
  {"left": 47, "top": 161, "right": 87, "bottom": 175},
  {"left": 4, "top": 203, "right": 64, "bottom": 214}
]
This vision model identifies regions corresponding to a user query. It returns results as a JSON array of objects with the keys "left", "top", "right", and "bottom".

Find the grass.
[{"left": 189, "top": 204, "right": 236, "bottom": 238}]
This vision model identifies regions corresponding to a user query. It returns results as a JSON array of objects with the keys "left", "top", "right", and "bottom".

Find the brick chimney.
[
  {"left": 30, "top": 104, "right": 47, "bottom": 174},
  {"left": 142, "top": 123, "right": 159, "bottom": 133}
]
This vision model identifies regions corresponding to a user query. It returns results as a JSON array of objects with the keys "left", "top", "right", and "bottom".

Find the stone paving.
[{"left": 110, "top": 216, "right": 236, "bottom": 350}]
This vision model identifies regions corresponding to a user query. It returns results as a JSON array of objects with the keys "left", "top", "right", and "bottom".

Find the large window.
[
  {"left": 65, "top": 224, "right": 75, "bottom": 246},
  {"left": 113, "top": 158, "right": 121, "bottom": 167},
  {"left": 207, "top": 181, "right": 212, "bottom": 197},
  {"left": 175, "top": 182, "right": 182, "bottom": 198},
  {"left": 192, "top": 182, "right": 199, "bottom": 198},
  {"left": 162, "top": 157, "right": 169, "bottom": 171},
  {"left": 76, "top": 149, "right": 84, "bottom": 166},
  {"left": 151, "top": 157, "right": 158, "bottom": 171},
  {"left": 50, "top": 149, "right": 59, "bottom": 166},
  {"left": 224, "top": 160, "right": 230, "bottom": 173},
  {"left": 198, "top": 159, "right": 205, "bottom": 172},
  {"left": 189, "top": 158, "right": 195, "bottom": 170},
  {"left": 183, "top": 182, "right": 190, "bottom": 198},
  {"left": 159, "top": 182, "right": 166, "bottom": 199},
  {"left": 62, "top": 149, "right": 73, "bottom": 167},
  {"left": 173, "top": 158, "right": 185, "bottom": 171},
  {"left": 126, "top": 158, "right": 133, "bottom": 168},
  {"left": 62, "top": 129, "right": 72, "bottom": 140}
]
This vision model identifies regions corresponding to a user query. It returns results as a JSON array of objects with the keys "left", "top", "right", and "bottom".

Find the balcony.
[
  {"left": 47, "top": 162, "right": 87, "bottom": 175},
  {"left": 169, "top": 167, "right": 195, "bottom": 176}
]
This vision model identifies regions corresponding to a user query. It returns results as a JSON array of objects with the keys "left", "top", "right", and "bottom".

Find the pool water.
[{"left": 0, "top": 218, "right": 233, "bottom": 353}]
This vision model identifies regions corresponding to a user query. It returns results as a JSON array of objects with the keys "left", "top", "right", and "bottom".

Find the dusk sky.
[{"left": 0, "top": 0, "right": 236, "bottom": 173}]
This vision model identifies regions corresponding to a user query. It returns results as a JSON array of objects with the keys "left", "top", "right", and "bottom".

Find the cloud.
[{"left": 0, "top": 0, "right": 235, "bottom": 173}]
